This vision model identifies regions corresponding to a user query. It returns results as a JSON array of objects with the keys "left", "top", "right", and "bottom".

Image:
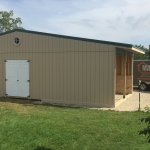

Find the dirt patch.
[{"left": 0, "top": 97, "right": 40, "bottom": 115}]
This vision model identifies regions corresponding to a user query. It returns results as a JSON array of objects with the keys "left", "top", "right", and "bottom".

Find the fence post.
[{"left": 139, "top": 80, "right": 141, "bottom": 111}]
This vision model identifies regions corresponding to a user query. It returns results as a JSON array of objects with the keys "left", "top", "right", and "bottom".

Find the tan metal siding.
[
  {"left": 86, "top": 52, "right": 91, "bottom": 103},
  {"left": 49, "top": 53, "right": 53, "bottom": 100},
  {"left": 108, "top": 46, "right": 115, "bottom": 106},
  {"left": 59, "top": 52, "right": 63, "bottom": 101},
  {"left": 67, "top": 39, "right": 71, "bottom": 101},
  {"left": 91, "top": 52, "right": 96, "bottom": 103},
  {"left": 53, "top": 53, "right": 57, "bottom": 100},
  {"left": 56, "top": 52, "right": 60, "bottom": 100},
  {"left": 82, "top": 51, "right": 87, "bottom": 103},
  {"left": 70, "top": 51, "right": 75, "bottom": 102},
  {"left": 0, "top": 32, "right": 115, "bottom": 107},
  {"left": 64, "top": 52, "right": 68, "bottom": 101},
  {"left": 78, "top": 51, "right": 83, "bottom": 103},
  {"left": 103, "top": 45, "right": 109, "bottom": 104},
  {"left": 99, "top": 44, "right": 104, "bottom": 104},
  {"left": 95, "top": 49, "right": 100, "bottom": 103},
  {"left": 74, "top": 51, "right": 79, "bottom": 102},
  {"left": 0, "top": 55, "right": 3, "bottom": 96}
]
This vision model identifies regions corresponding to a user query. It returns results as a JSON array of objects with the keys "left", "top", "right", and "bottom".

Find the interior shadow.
[
  {"left": 139, "top": 115, "right": 150, "bottom": 142},
  {"left": 133, "top": 86, "right": 150, "bottom": 93}
]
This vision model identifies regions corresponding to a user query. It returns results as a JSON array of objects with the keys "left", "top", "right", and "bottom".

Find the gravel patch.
[
  {"left": 97, "top": 88, "right": 150, "bottom": 111},
  {"left": 115, "top": 89, "right": 150, "bottom": 111},
  {"left": 115, "top": 94, "right": 123, "bottom": 102}
]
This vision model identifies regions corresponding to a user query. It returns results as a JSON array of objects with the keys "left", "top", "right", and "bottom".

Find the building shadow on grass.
[
  {"left": 0, "top": 97, "right": 82, "bottom": 109},
  {"left": 34, "top": 147, "right": 52, "bottom": 150},
  {"left": 0, "top": 97, "right": 39, "bottom": 105},
  {"left": 139, "top": 115, "right": 150, "bottom": 142}
]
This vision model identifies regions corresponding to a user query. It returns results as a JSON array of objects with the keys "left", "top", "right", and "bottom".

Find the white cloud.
[{"left": 0, "top": 0, "right": 150, "bottom": 48}]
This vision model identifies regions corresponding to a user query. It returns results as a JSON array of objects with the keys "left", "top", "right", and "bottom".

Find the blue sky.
[{"left": 0, "top": 0, "right": 150, "bottom": 48}]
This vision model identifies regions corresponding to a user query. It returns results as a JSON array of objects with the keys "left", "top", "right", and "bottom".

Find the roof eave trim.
[
  {"left": 131, "top": 47, "right": 145, "bottom": 54},
  {"left": 0, "top": 29, "right": 134, "bottom": 48}
]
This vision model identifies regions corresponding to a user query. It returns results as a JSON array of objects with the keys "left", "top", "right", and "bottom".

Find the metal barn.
[{"left": 0, "top": 29, "right": 144, "bottom": 107}]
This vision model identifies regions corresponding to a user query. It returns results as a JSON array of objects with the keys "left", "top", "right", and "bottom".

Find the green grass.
[{"left": 0, "top": 98, "right": 150, "bottom": 150}]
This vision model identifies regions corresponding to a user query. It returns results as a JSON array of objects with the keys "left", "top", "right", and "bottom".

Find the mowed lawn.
[{"left": 0, "top": 98, "right": 150, "bottom": 150}]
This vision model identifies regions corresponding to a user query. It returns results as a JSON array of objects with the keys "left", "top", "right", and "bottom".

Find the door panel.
[
  {"left": 6, "top": 60, "right": 18, "bottom": 96},
  {"left": 17, "top": 60, "right": 29, "bottom": 97},
  {"left": 6, "top": 81, "right": 18, "bottom": 96}
]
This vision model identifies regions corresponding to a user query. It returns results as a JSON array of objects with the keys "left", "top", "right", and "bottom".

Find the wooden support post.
[
  {"left": 131, "top": 53, "right": 133, "bottom": 94},
  {"left": 121, "top": 54, "right": 124, "bottom": 75},
  {"left": 123, "top": 51, "right": 127, "bottom": 98},
  {"left": 127, "top": 56, "right": 129, "bottom": 75}
]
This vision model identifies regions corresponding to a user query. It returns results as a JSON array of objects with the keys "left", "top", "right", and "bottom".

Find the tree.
[
  {"left": 134, "top": 45, "right": 150, "bottom": 60},
  {"left": 0, "top": 10, "right": 24, "bottom": 33}
]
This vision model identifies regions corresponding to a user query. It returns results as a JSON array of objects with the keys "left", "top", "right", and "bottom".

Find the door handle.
[{"left": 17, "top": 80, "right": 19, "bottom": 81}]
